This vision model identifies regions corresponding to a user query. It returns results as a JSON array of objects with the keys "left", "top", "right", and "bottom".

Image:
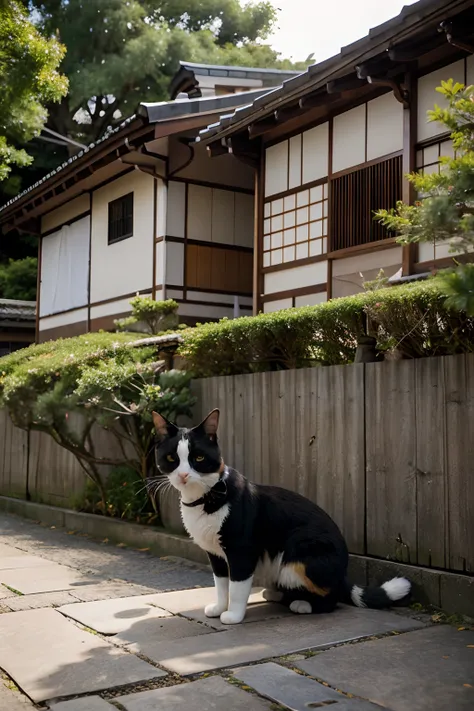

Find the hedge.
[{"left": 179, "top": 278, "right": 474, "bottom": 377}]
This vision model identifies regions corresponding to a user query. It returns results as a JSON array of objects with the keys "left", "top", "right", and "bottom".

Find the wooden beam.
[
  {"left": 402, "top": 71, "right": 417, "bottom": 276},
  {"left": 227, "top": 134, "right": 260, "bottom": 169},
  {"left": 299, "top": 91, "right": 341, "bottom": 109},
  {"left": 439, "top": 20, "right": 474, "bottom": 54},
  {"left": 248, "top": 116, "right": 278, "bottom": 139},
  {"left": 327, "top": 75, "right": 366, "bottom": 94},
  {"left": 206, "top": 140, "right": 229, "bottom": 158},
  {"left": 274, "top": 104, "right": 307, "bottom": 122},
  {"left": 388, "top": 34, "right": 443, "bottom": 63},
  {"left": 367, "top": 75, "right": 409, "bottom": 108}
]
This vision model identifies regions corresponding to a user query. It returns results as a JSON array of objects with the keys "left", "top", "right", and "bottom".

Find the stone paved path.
[{"left": 1, "top": 512, "right": 473, "bottom": 710}]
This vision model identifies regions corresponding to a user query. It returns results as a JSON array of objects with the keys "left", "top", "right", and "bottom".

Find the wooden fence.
[
  {"left": 1, "top": 354, "right": 473, "bottom": 574},
  {"left": 192, "top": 355, "right": 474, "bottom": 574}
]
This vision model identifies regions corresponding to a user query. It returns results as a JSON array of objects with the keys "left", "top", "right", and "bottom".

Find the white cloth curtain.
[{"left": 40, "top": 216, "right": 90, "bottom": 317}]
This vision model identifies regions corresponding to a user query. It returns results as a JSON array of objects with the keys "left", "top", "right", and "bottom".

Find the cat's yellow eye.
[
  {"left": 195, "top": 455, "right": 205, "bottom": 462},
  {"left": 166, "top": 454, "right": 175, "bottom": 463}
]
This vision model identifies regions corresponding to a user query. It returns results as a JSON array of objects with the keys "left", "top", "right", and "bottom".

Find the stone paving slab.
[
  {"left": 50, "top": 696, "right": 114, "bottom": 710},
  {"left": 0, "top": 543, "right": 25, "bottom": 558},
  {"left": 0, "top": 583, "right": 18, "bottom": 600},
  {"left": 68, "top": 582, "right": 158, "bottom": 602},
  {"left": 58, "top": 596, "right": 172, "bottom": 634},
  {"left": 0, "top": 554, "right": 59, "bottom": 570},
  {"left": 113, "top": 615, "right": 215, "bottom": 655},
  {"left": 0, "top": 562, "right": 96, "bottom": 594},
  {"left": 140, "top": 606, "right": 425, "bottom": 675},
  {"left": 233, "top": 662, "right": 381, "bottom": 711},
  {"left": 116, "top": 675, "right": 273, "bottom": 711},
  {"left": 0, "top": 608, "right": 165, "bottom": 702},
  {"left": 4, "top": 591, "right": 78, "bottom": 612},
  {"left": 296, "top": 625, "right": 474, "bottom": 711},
  {"left": 1, "top": 673, "right": 35, "bottom": 711}
]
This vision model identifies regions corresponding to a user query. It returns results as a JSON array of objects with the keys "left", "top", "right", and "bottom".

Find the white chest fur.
[{"left": 180, "top": 502, "right": 230, "bottom": 559}]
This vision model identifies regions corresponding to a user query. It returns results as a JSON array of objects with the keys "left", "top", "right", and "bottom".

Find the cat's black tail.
[{"left": 342, "top": 576, "right": 411, "bottom": 609}]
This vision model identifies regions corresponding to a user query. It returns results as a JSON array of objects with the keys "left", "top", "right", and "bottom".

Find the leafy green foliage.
[
  {"left": 179, "top": 279, "right": 474, "bottom": 376},
  {"left": 28, "top": 0, "right": 309, "bottom": 147},
  {"left": 375, "top": 78, "right": 474, "bottom": 317},
  {"left": 0, "top": 257, "right": 37, "bottom": 300},
  {"left": 0, "top": 331, "right": 195, "bottom": 504},
  {"left": 78, "top": 466, "right": 156, "bottom": 521},
  {"left": 115, "top": 295, "right": 179, "bottom": 335},
  {"left": 0, "top": 0, "right": 67, "bottom": 180}
]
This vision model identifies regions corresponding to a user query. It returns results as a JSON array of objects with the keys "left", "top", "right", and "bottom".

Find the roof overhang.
[{"left": 198, "top": 0, "right": 474, "bottom": 148}]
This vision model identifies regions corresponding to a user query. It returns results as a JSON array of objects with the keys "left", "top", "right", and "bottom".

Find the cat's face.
[{"left": 152, "top": 410, "right": 222, "bottom": 498}]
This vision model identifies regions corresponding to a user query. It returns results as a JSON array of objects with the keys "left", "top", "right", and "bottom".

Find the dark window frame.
[{"left": 108, "top": 192, "right": 134, "bottom": 245}]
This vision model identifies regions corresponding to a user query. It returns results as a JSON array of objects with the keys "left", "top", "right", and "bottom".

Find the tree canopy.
[
  {"left": 0, "top": 0, "right": 67, "bottom": 180},
  {"left": 27, "top": 0, "right": 309, "bottom": 147}
]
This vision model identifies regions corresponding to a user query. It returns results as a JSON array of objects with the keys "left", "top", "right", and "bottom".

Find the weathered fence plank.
[
  {"left": 365, "top": 361, "right": 417, "bottom": 563},
  {"left": 444, "top": 354, "right": 474, "bottom": 572},
  {"left": 415, "top": 357, "right": 447, "bottom": 569},
  {"left": 0, "top": 411, "right": 27, "bottom": 499}
]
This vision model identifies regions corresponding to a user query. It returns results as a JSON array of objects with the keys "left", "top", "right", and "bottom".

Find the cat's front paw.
[
  {"left": 204, "top": 603, "right": 227, "bottom": 618},
  {"left": 220, "top": 610, "right": 245, "bottom": 625}
]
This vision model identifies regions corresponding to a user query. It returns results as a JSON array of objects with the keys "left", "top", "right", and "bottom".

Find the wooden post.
[
  {"left": 253, "top": 145, "right": 264, "bottom": 315},
  {"left": 35, "top": 235, "right": 42, "bottom": 343},
  {"left": 402, "top": 73, "right": 417, "bottom": 275}
]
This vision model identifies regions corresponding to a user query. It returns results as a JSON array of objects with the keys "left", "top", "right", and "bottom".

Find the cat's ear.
[
  {"left": 195, "top": 409, "right": 220, "bottom": 439},
  {"left": 152, "top": 412, "right": 178, "bottom": 440}
]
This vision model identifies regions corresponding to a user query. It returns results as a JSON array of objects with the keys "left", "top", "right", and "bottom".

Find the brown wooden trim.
[
  {"left": 152, "top": 177, "right": 157, "bottom": 300},
  {"left": 87, "top": 192, "right": 92, "bottom": 331},
  {"left": 187, "top": 238, "right": 252, "bottom": 254},
  {"left": 402, "top": 71, "right": 418, "bottom": 276},
  {"left": 35, "top": 236, "right": 42, "bottom": 343},
  {"left": 175, "top": 297, "right": 252, "bottom": 309},
  {"left": 415, "top": 131, "right": 451, "bottom": 150},
  {"left": 414, "top": 253, "right": 474, "bottom": 273},
  {"left": 41, "top": 209, "right": 91, "bottom": 238},
  {"left": 327, "top": 236, "right": 398, "bottom": 260},
  {"left": 264, "top": 176, "right": 327, "bottom": 204},
  {"left": 155, "top": 235, "right": 165, "bottom": 244},
  {"left": 326, "top": 257, "right": 333, "bottom": 300},
  {"left": 90, "top": 313, "right": 128, "bottom": 332},
  {"left": 183, "top": 183, "right": 189, "bottom": 300},
  {"left": 90, "top": 289, "right": 152, "bottom": 309},
  {"left": 330, "top": 150, "right": 403, "bottom": 180},
  {"left": 38, "top": 320, "right": 88, "bottom": 343},
  {"left": 167, "top": 284, "right": 251, "bottom": 298},
  {"left": 262, "top": 253, "right": 327, "bottom": 274},
  {"left": 262, "top": 282, "right": 327, "bottom": 303},
  {"left": 256, "top": 143, "right": 265, "bottom": 314},
  {"left": 364, "top": 101, "right": 368, "bottom": 163},
  {"left": 169, "top": 175, "right": 254, "bottom": 195},
  {"left": 39, "top": 304, "right": 89, "bottom": 319}
]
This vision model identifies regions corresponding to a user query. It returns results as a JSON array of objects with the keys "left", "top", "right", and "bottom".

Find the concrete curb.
[{"left": 1, "top": 496, "right": 473, "bottom": 616}]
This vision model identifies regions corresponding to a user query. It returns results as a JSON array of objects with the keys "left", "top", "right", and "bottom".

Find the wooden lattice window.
[
  {"left": 108, "top": 192, "right": 134, "bottom": 245},
  {"left": 330, "top": 155, "right": 402, "bottom": 252}
]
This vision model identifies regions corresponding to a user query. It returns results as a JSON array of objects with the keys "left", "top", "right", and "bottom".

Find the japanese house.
[{"left": 197, "top": 0, "right": 474, "bottom": 313}]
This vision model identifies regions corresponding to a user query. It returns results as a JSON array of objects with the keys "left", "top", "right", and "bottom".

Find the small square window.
[{"left": 108, "top": 193, "right": 134, "bottom": 245}]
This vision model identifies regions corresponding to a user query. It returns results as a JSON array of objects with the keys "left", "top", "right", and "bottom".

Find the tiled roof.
[
  {"left": 0, "top": 299, "right": 36, "bottom": 320},
  {"left": 196, "top": 0, "right": 460, "bottom": 144}
]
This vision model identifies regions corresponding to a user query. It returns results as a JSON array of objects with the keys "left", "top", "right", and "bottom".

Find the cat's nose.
[{"left": 178, "top": 472, "right": 189, "bottom": 484}]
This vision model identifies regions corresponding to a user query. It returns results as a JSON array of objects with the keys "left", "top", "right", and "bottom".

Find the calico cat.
[{"left": 151, "top": 408, "right": 411, "bottom": 625}]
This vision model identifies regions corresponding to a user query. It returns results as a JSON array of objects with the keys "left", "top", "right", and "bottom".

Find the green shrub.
[
  {"left": 0, "top": 257, "right": 37, "bottom": 301},
  {"left": 115, "top": 296, "right": 179, "bottom": 335},
  {"left": 179, "top": 278, "right": 474, "bottom": 376}
]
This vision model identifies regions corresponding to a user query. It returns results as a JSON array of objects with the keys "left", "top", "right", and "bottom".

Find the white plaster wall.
[
  {"left": 90, "top": 294, "right": 152, "bottom": 320},
  {"left": 234, "top": 193, "right": 254, "bottom": 248},
  {"left": 417, "top": 60, "right": 465, "bottom": 141},
  {"left": 155, "top": 240, "right": 164, "bottom": 287},
  {"left": 176, "top": 143, "right": 254, "bottom": 190},
  {"left": 166, "top": 181, "right": 186, "bottom": 238},
  {"left": 187, "top": 184, "right": 254, "bottom": 247},
  {"left": 265, "top": 141, "right": 288, "bottom": 196},
  {"left": 294, "top": 292, "right": 327, "bottom": 307},
  {"left": 302, "top": 122, "right": 329, "bottom": 184},
  {"left": 332, "top": 246, "right": 402, "bottom": 298},
  {"left": 178, "top": 302, "right": 234, "bottom": 319},
  {"left": 332, "top": 104, "right": 366, "bottom": 173},
  {"left": 186, "top": 290, "right": 253, "bottom": 307},
  {"left": 156, "top": 179, "right": 167, "bottom": 237},
  {"left": 90, "top": 170, "right": 154, "bottom": 303},
  {"left": 263, "top": 298, "right": 293, "bottom": 313},
  {"left": 188, "top": 184, "right": 212, "bottom": 241},
  {"left": 39, "top": 308, "right": 88, "bottom": 331},
  {"left": 41, "top": 194, "right": 90, "bottom": 233},
  {"left": 467, "top": 54, "right": 474, "bottom": 86},
  {"left": 289, "top": 134, "right": 302, "bottom": 189},
  {"left": 367, "top": 93, "right": 403, "bottom": 161},
  {"left": 166, "top": 241, "right": 184, "bottom": 286},
  {"left": 264, "top": 260, "right": 327, "bottom": 295},
  {"left": 40, "top": 216, "right": 90, "bottom": 317}
]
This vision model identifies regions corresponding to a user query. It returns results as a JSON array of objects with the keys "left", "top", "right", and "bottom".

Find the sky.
[{"left": 266, "top": 0, "right": 419, "bottom": 63}]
